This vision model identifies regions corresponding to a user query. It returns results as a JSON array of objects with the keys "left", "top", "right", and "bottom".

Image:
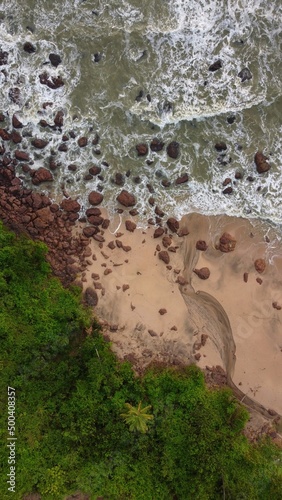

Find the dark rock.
[
  {"left": 256, "top": 277, "right": 263, "bottom": 285},
  {"left": 116, "top": 190, "right": 136, "bottom": 207},
  {"left": 150, "top": 138, "right": 164, "bottom": 152},
  {"left": 155, "top": 206, "right": 165, "bottom": 217},
  {"left": 175, "top": 173, "right": 189, "bottom": 185},
  {"left": 58, "top": 143, "right": 68, "bottom": 152},
  {"left": 235, "top": 171, "right": 243, "bottom": 180},
  {"left": 136, "top": 143, "right": 148, "bottom": 156},
  {"left": 93, "top": 53, "right": 101, "bottom": 62},
  {"left": 217, "top": 232, "right": 236, "bottom": 252},
  {"left": 166, "top": 141, "right": 179, "bottom": 159},
  {"left": 238, "top": 68, "right": 252, "bottom": 82},
  {"left": 215, "top": 142, "right": 227, "bottom": 152},
  {"left": 0, "top": 50, "right": 8, "bottom": 65},
  {"left": 167, "top": 217, "right": 179, "bottom": 233},
  {"left": 222, "top": 177, "right": 231, "bottom": 186},
  {"left": 254, "top": 258, "right": 266, "bottom": 274},
  {"left": 159, "top": 308, "right": 167, "bottom": 315},
  {"left": 39, "top": 72, "right": 64, "bottom": 89},
  {"left": 154, "top": 227, "right": 165, "bottom": 238},
  {"left": 31, "top": 167, "right": 53, "bottom": 185},
  {"left": 272, "top": 302, "right": 281, "bottom": 311},
  {"left": 12, "top": 114, "right": 24, "bottom": 128},
  {"left": 54, "top": 110, "right": 64, "bottom": 128},
  {"left": 243, "top": 272, "right": 248, "bottom": 283},
  {"left": 49, "top": 53, "right": 62, "bottom": 67},
  {"left": 31, "top": 138, "right": 48, "bottom": 149},
  {"left": 11, "top": 131, "right": 22, "bottom": 144},
  {"left": 83, "top": 226, "right": 97, "bottom": 238},
  {"left": 23, "top": 42, "right": 36, "bottom": 53},
  {"left": 148, "top": 329, "right": 158, "bottom": 337},
  {"left": 135, "top": 90, "right": 143, "bottom": 102},
  {"left": 196, "top": 240, "right": 208, "bottom": 251},
  {"left": 254, "top": 151, "right": 271, "bottom": 174},
  {"left": 158, "top": 250, "right": 170, "bottom": 264},
  {"left": 0, "top": 128, "right": 11, "bottom": 141},
  {"left": 15, "top": 150, "right": 29, "bottom": 161},
  {"left": 125, "top": 220, "right": 137, "bottom": 232},
  {"left": 227, "top": 115, "right": 236, "bottom": 124},
  {"left": 162, "top": 235, "right": 172, "bottom": 248},
  {"left": 8, "top": 87, "right": 21, "bottom": 104},
  {"left": 223, "top": 186, "right": 233, "bottom": 195},
  {"left": 161, "top": 179, "right": 171, "bottom": 188},
  {"left": 89, "top": 165, "right": 101, "bottom": 176},
  {"left": 68, "top": 164, "right": 77, "bottom": 172},
  {"left": 193, "top": 267, "right": 210, "bottom": 280},
  {"left": 78, "top": 137, "right": 88, "bottom": 147},
  {"left": 209, "top": 59, "right": 222, "bottom": 72},
  {"left": 113, "top": 172, "right": 124, "bottom": 186},
  {"left": 84, "top": 287, "right": 98, "bottom": 306},
  {"left": 89, "top": 191, "right": 103, "bottom": 206}
]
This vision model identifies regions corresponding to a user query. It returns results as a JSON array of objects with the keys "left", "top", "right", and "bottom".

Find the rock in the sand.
[
  {"left": 243, "top": 272, "right": 248, "bottom": 283},
  {"left": 125, "top": 220, "right": 137, "bottom": 232},
  {"left": 238, "top": 67, "right": 252, "bottom": 82},
  {"left": 193, "top": 267, "right": 210, "bottom": 280},
  {"left": 209, "top": 59, "right": 222, "bottom": 72},
  {"left": 60, "top": 198, "right": 81, "bottom": 212},
  {"left": 196, "top": 240, "right": 208, "bottom": 251},
  {"left": 154, "top": 227, "right": 165, "bottom": 238},
  {"left": 49, "top": 53, "right": 62, "bottom": 67},
  {"left": 217, "top": 232, "right": 236, "bottom": 252},
  {"left": 89, "top": 191, "right": 104, "bottom": 206},
  {"left": 201, "top": 334, "right": 208, "bottom": 346},
  {"left": 167, "top": 217, "right": 179, "bottom": 233},
  {"left": 84, "top": 287, "right": 98, "bottom": 306},
  {"left": 254, "top": 258, "right": 266, "bottom": 274},
  {"left": 159, "top": 308, "right": 167, "bottom": 315},
  {"left": 116, "top": 189, "right": 136, "bottom": 207},
  {"left": 148, "top": 329, "right": 158, "bottom": 337},
  {"left": 254, "top": 151, "right": 271, "bottom": 174},
  {"left": 176, "top": 276, "right": 187, "bottom": 285},
  {"left": 166, "top": 141, "right": 180, "bottom": 159},
  {"left": 9, "top": 88, "right": 21, "bottom": 104},
  {"left": 256, "top": 277, "right": 263, "bottom": 285},
  {"left": 122, "top": 284, "right": 130, "bottom": 291},
  {"left": 162, "top": 235, "right": 172, "bottom": 248},
  {"left": 89, "top": 165, "right": 101, "bottom": 176},
  {"left": 272, "top": 302, "right": 281, "bottom": 311},
  {"left": 11, "top": 131, "right": 22, "bottom": 144},
  {"left": 88, "top": 215, "right": 104, "bottom": 226},
  {"left": 83, "top": 226, "right": 97, "bottom": 238},
  {"left": 177, "top": 227, "right": 189, "bottom": 237},
  {"left": 158, "top": 250, "right": 170, "bottom": 264},
  {"left": 31, "top": 138, "right": 48, "bottom": 149},
  {"left": 108, "top": 241, "right": 115, "bottom": 249},
  {"left": 150, "top": 138, "right": 164, "bottom": 152},
  {"left": 136, "top": 143, "right": 148, "bottom": 156}
]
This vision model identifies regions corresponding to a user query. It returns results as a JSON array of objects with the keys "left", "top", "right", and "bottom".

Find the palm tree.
[{"left": 120, "top": 401, "right": 154, "bottom": 433}]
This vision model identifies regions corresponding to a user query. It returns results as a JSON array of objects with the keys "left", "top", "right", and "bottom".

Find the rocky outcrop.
[
  {"left": 39, "top": 72, "right": 64, "bottom": 89},
  {"left": 209, "top": 59, "right": 222, "bottom": 72},
  {"left": 150, "top": 138, "right": 164, "bottom": 152},
  {"left": 238, "top": 68, "right": 252, "bottom": 82},
  {"left": 125, "top": 220, "right": 137, "bottom": 232}
]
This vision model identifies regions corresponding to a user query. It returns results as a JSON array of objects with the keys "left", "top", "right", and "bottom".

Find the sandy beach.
[{"left": 76, "top": 210, "right": 282, "bottom": 416}]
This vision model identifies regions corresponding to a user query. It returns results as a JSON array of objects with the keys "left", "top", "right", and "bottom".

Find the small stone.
[
  {"left": 215, "top": 142, "right": 227, "bottom": 152},
  {"left": 238, "top": 67, "right": 252, "bottom": 82},
  {"left": 196, "top": 240, "right": 208, "bottom": 251},
  {"left": 78, "top": 137, "right": 88, "bottom": 147},
  {"left": 23, "top": 42, "right": 36, "bottom": 53},
  {"left": 122, "top": 284, "right": 130, "bottom": 292},
  {"left": 125, "top": 220, "right": 137, "bottom": 232},
  {"left": 254, "top": 258, "right": 266, "bottom": 274},
  {"left": 136, "top": 143, "right": 148, "bottom": 156},
  {"left": 104, "top": 268, "right": 112, "bottom": 275},
  {"left": 89, "top": 191, "right": 103, "bottom": 205},
  {"left": 154, "top": 227, "right": 165, "bottom": 238},
  {"left": 193, "top": 267, "right": 210, "bottom": 280},
  {"left": 243, "top": 272, "right": 248, "bottom": 283},
  {"left": 158, "top": 251, "right": 170, "bottom": 264},
  {"left": 166, "top": 141, "right": 179, "bottom": 159},
  {"left": 217, "top": 232, "right": 236, "bottom": 252},
  {"left": 159, "top": 308, "right": 167, "bottom": 315},
  {"left": 256, "top": 277, "right": 263, "bottom": 285}
]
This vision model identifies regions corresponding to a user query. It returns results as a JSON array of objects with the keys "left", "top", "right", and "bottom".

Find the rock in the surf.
[
  {"left": 49, "top": 53, "right": 62, "bottom": 67},
  {"left": 60, "top": 198, "right": 81, "bottom": 212},
  {"left": 116, "top": 190, "right": 136, "bottom": 207},
  {"left": 89, "top": 191, "right": 104, "bottom": 206},
  {"left": 209, "top": 59, "right": 222, "bottom": 72},
  {"left": 254, "top": 151, "right": 271, "bottom": 174},
  {"left": 150, "top": 138, "right": 164, "bottom": 152},
  {"left": 166, "top": 141, "right": 180, "bottom": 159},
  {"left": 238, "top": 68, "right": 252, "bottom": 82}
]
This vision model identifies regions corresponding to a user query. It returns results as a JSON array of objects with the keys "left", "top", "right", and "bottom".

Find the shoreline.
[{"left": 0, "top": 161, "right": 281, "bottom": 431}]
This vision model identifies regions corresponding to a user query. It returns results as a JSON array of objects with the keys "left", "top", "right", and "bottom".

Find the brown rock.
[
  {"left": 122, "top": 284, "right": 130, "bottom": 292},
  {"left": 60, "top": 198, "right": 80, "bottom": 212},
  {"left": 78, "top": 137, "right": 88, "bottom": 147},
  {"left": 222, "top": 177, "right": 231, "bottom": 186},
  {"left": 159, "top": 308, "right": 167, "bottom": 315},
  {"left": 148, "top": 329, "right": 158, "bottom": 337},
  {"left": 11, "top": 131, "right": 22, "bottom": 144},
  {"left": 177, "top": 227, "right": 189, "bottom": 237},
  {"left": 196, "top": 240, "right": 208, "bottom": 251},
  {"left": 39, "top": 72, "right": 64, "bottom": 89},
  {"left": 158, "top": 250, "right": 170, "bottom": 264},
  {"left": 15, "top": 150, "right": 29, "bottom": 161},
  {"left": 272, "top": 302, "right": 281, "bottom": 311},
  {"left": 31, "top": 138, "right": 48, "bottom": 149},
  {"left": 154, "top": 227, "right": 165, "bottom": 238},
  {"left": 194, "top": 353, "right": 201, "bottom": 361},
  {"left": 162, "top": 235, "right": 172, "bottom": 248},
  {"left": 12, "top": 114, "right": 24, "bottom": 128},
  {"left": 32, "top": 167, "right": 53, "bottom": 185},
  {"left": 217, "top": 232, "right": 236, "bottom": 252},
  {"left": 89, "top": 165, "right": 101, "bottom": 176},
  {"left": 254, "top": 258, "right": 266, "bottom": 274},
  {"left": 167, "top": 217, "right": 179, "bottom": 233},
  {"left": 243, "top": 272, "right": 248, "bottom": 283},
  {"left": 166, "top": 141, "right": 179, "bottom": 159},
  {"left": 150, "top": 138, "right": 164, "bottom": 152},
  {"left": 201, "top": 334, "right": 208, "bottom": 346},
  {"left": 9, "top": 87, "right": 21, "bottom": 104},
  {"left": 256, "top": 277, "right": 263, "bottom": 285},
  {"left": 54, "top": 110, "right": 64, "bottom": 128},
  {"left": 223, "top": 186, "right": 233, "bottom": 195},
  {"left": 93, "top": 234, "right": 105, "bottom": 243},
  {"left": 89, "top": 191, "right": 103, "bottom": 206},
  {"left": 83, "top": 226, "right": 97, "bottom": 238},
  {"left": 88, "top": 215, "right": 103, "bottom": 226},
  {"left": 254, "top": 151, "right": 271, "bottom": 174},
  {"left": 84, "top": 287, "right": 98, "bottom": 306},
  {"left": 136, "top": 143, "right": 148, "bottom": 156},
  {"left": 155, "top": 206, "right": 165, "bottom": 217},
  {"left": 175, "top": 173, "right": 189, "bottom": 185},
  {"left": 193, "top": 267, "right": 210, "bottom": 280},
  {"left": 116, "top": 190, "right": 136, "bottom": 207},
  {"left": 125, "top": 220, "right": 137, "bottom": 232}
]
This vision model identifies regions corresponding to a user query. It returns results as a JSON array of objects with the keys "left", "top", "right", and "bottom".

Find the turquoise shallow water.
[{"left": 0, "top": 0, "right": 281, "bottom": 227}]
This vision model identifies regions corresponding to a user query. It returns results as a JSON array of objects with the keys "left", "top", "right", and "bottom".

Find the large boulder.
[
  {"left": 209, "top": 59, "right": 222, "bottom": 72},
  {"left": 254, "top": 151, "right": 271, "bottom": 174},
  {"left": 217, "top": 232, "right": 236, "bottom": 252},
  {"left": 116, "top": 190, "right": 136, "bottom": 207},
  {"left": 89, "top": 191, "right": 103, "bottom": 206},
  {"left": 238, "top": 68, "right": 252, "bottom": 82}
]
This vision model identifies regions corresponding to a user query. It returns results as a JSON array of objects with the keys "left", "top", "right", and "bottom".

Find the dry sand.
[{"left": 75, "top": 210, "right": 282, "bottom": 416}]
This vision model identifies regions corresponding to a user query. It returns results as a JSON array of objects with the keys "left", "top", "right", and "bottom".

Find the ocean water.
[{"left": 0, "top": 0, "right": 281, "bottom": 227}]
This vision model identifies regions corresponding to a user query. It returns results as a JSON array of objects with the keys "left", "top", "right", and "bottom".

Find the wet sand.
[{"left": 77, "top": 211, "right": 282, "bottom": 416}]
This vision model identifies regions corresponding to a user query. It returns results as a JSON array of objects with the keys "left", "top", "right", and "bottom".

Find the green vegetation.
[{"left": 0, "top": 220, "right": 281, "bottom": 499}]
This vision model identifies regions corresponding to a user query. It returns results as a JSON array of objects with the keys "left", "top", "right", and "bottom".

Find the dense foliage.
[{"left": 0, "top": 221, "right": 281, "bottom": 499}]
